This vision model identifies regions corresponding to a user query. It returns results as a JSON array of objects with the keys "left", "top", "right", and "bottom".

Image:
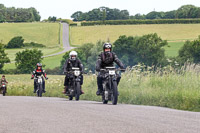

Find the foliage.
[
  {"left": 113, "top": 33, "right": 168, "bottom": 67},
  {"left": 6, "top": 36, "right": 24, "bottom": 48},
  {"left": 48, "top": 16, "right": 57, "bottom": 22},
  {"left": 0, "top": 4, "right": 40, "bottom": 22},
  {"left": 178, "top": 36, "right": 200, "bottom": 65},
  {"left": 0, "top": 42, "right": 10, "bottom": 72},
  {"left": 15, "top": 49, "right": 43, "bottom": 73},
  {"left": 71, "top": 7, "right": 129, "bottom": 21},
  {"left": 81, "top": 19, "right": 200, "bottom": 26},
  {"left": 24, "top": 42, "right": 46, "bottom": 48},
  {"left": 72, "top": 4, "right": 200, "bottom": 22}
]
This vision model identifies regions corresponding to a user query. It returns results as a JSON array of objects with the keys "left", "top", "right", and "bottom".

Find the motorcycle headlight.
[{"left": 74, "top": 70, "right": 80, "bottom": 76}]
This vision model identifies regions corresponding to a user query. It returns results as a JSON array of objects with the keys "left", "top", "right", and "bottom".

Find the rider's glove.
[
  {"left": 31, "top": 77, "right": 34, "bottom": 79},
  {"left": 45, "top": 77, "right": 48, "bottom": 80}
]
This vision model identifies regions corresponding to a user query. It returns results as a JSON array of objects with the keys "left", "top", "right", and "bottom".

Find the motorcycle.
[
  {"left": 100, "top": 67, "right": 124, "bottom": 105},
  {"left": 34, "top": 76, "right": 45, "bottom": 97},
  {"left": 0, "top": 82, "right": 7, "bottom": 96},
  {"left": 64, "top": 67, "right": 82, "bottom": 101}
]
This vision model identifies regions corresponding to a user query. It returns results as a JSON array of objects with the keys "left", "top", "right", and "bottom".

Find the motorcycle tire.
[
  {"left": 75, "top": 82, "right": 81, "bottom": 101},
  {"left": 111, "top": 81, "right": 118, "bottom": 105}
]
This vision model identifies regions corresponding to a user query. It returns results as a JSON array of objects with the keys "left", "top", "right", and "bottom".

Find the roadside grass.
[
  {"left": 4, "top": 65, "right": 200, "bottom": 112},
  {"left": 0, "top": 23, "right": 60, "bottom": 47}
]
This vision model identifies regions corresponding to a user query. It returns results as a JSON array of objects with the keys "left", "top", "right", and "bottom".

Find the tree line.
[
  {"left": 71, "top": 5, "right": 200, "bottom": 21},
  {"left": 0, "top": 4, "right": 40, "bottom": 22}
]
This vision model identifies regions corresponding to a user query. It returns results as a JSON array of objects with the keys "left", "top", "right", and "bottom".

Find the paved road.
[
  {"left": 0, "top": 96, "right": 199, "bottom": 133},
  {"left": 42, "top": 23, "right": 74, "bottom": 58}
]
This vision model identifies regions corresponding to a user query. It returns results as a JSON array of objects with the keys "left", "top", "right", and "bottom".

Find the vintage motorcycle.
[
  {"left": 0, "top": 82, "right": 7, "bottom": 96},
  {"left": 100, "top": 67, "right": 124, "bottom": 105},
  {"left": 64, "top": 67, "right": 82, "bottom": 101},
  {"left": 34, "top": 76, "right": 45, "bottom": 97}
]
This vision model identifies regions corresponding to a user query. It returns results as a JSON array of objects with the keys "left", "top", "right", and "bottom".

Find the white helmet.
[{"left": 69, "top": 51, "right": 78, "bottom": 60}]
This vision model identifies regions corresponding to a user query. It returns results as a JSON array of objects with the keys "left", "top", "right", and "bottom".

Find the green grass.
[
  {"left": 4, "top": 65, "right": 200, "bottom": 112},
  {"left": 0, "top": 22, "right": 60, "bottom": 47},
  {"left": 42, "top": 53, "right": 65, "bottom": 69},
  {"left": 70, "top": 24, "right": 200, "bottom": 45},
  {"left": 4, "top": 52, "right": 65, "bottom": 70},
  {"left": 164, "top": 42, "right": 185, "bottom": 57}
]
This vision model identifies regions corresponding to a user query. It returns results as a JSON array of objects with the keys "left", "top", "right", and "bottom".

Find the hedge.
[{"left": 81, "top": 19, "right": 200, "bottom": 26}]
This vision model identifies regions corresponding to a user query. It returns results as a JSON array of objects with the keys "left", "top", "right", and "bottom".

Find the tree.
[
  {"left": 176, "top": 5, "right": 196, "bottom": 18},
  {"left": 15, "top": 49, "right": 43, "bottom": 73},
  {"left": 48, "top": 16, "right": 57, "bottom": 22},
  {"left": 113, "top": 33, "right": 168, "bottom": 67},
  {"left": 6, "top": 36, "right": 24, "bottom": 48},
  {"left": 71, "top": 11, "right": 83, "bottom": 21},
  {"left": 0, "top": 42, "right": 10, "bottom": 73},
  {"left": 178, "top": 36, "right": 200, "bottom": 65}
]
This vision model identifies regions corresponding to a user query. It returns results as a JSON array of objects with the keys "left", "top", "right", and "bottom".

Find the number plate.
[{"left": 109, "top": 70, "right": 115, "bottom": 75}]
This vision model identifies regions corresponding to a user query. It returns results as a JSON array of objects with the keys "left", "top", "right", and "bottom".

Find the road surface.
[
  {"left": 0, "top": 96, "right": 199, "bottom": 133},
  {"left": 42, "top": 23, "right": 74, "bottom": 58}
]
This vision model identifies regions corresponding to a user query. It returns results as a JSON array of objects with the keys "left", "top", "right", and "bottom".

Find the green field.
[
  {"left": 0, "top": 23, "right": 61, "bottom": 47},
  {"left": 70, "top": 24, "right": 200, "bottom": 56},
  {"left": 4, "top": 65, "right": 200, "bottom": 111},
  {"left": 4, "top": 52, "right": 65, "bottom": 70}
]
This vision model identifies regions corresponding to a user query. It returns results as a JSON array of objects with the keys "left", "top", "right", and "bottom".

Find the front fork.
[{"left": 103, "top": 76, "right": 117, "bottom": 100}]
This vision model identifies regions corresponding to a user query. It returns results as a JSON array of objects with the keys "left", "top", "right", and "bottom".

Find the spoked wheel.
[
  {"left": 69, "top": 96, "right": 73, "bottom": 100},
  {"left": 111, "top": 81, "right": 118, "bottom": 105},
  {"left": 37, "top": 84, "right": 43, "bottom": 97},
  {"left": 75, "top": 82, "right": 81, "bottom": 101}
]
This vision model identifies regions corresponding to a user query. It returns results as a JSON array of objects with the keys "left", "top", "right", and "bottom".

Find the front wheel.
[
  {"left": 3, "top": 90, "right": 6, "bottom": 96},
  {"left": 102, "top": 94, "right": 108, "bottom": 104},
  {"left": 37, "top": 84, "right": 43, "bottom": 97},
  {"left": 111, "top": 81, "right": 118, "bottom": 105},
  {"left": 75, "top": 82, "right": 81, "bottom": 101}
]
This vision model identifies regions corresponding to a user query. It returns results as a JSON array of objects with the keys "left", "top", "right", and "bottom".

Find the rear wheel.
[
  {"left": 75, "top": 82, "right": 81, "bottom": 101},
  {"left": 111, "top": 81, "right": 118, "bottom": 105}
]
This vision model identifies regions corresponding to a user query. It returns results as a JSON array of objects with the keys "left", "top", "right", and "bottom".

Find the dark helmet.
[
  {"left": 103, "top": 43, "right": 112, "bottom": 51},
  {"left": 36, "top": 63, "right": 42, "bottom": 69}
]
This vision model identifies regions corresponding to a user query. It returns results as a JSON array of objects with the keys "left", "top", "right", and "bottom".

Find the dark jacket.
[
  {"left": 96, "top": 52, "right": 125, "bottom": 71},
  {"left": 63, "top": 58, "right": 83, "bottom": 72},
  {"left": 31, "top": 69, "right": 47, "bottom": 78}
]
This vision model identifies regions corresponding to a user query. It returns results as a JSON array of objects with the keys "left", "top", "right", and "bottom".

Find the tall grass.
[{"left": 3, "top": 64, "right": 200, "bottom": 111}]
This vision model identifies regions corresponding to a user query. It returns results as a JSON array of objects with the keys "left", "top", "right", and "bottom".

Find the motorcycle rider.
[
  {"left": 63, "top": 51, "right": 84, "bottom": 94},
  {"left": 96, "top": 42, "right": 125, "bottom": 95},
  {"left": 0, "top": 75, "right": 8, "bottom": 93},
  {"left": 31, "top": 63, "right": 48, "bottom": 93}
]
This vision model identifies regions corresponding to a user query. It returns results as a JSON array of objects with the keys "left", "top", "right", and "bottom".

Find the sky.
[{"left": 0, "top": 0, "right": 200, "bottom": 20}]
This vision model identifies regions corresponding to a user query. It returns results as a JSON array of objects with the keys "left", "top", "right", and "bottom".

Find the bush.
[
  {"left": 177, "top": 36, "right": 200, "bottom": 65},
  {"left": 24, "top": 42, "right": 46, "bottom": 48},
  {"left": 6, "top": 36, "right": 24, "bottom": 48},
  {"left": 81, "top": 19, "right": 200, "bottom": 26}
]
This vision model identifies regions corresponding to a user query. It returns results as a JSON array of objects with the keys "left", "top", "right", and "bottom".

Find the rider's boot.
[
  {"left": 5, "top": 87, "right": 7, "bottom": 93},
  {"left": 96, "top": 87, "right": 102, "bottom": 96},
  {"left": 80, "top": 86, "right": 84, "bottom": 94}
]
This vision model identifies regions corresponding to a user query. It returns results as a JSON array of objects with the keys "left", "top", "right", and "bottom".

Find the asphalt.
[{"left": 0, "top": 96, "right": 199, "bottom": 133}]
